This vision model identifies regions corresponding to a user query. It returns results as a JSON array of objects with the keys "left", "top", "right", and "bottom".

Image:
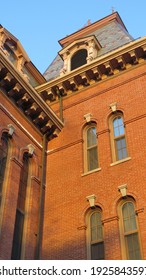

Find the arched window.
[
  {"left": 71, "top": 49, "right": 87, "bottom": 70},
  {"left": 110, "top": 113, "right": 128, "bottom": 162},
  {"left": 0, "top": 133, "right": 9, "bottom": 206},
  {"left": 119, "top": 200, "right": 142, "bottom": 259},
  {"left": 4, "top": 42, "right": 17, "bottom": 67},
  {"left": 11, "top": 152, "right": 29, "bottom": 260},
  {"left": 87, "top": 209, "right": 104, "bottom": 259},
  {"left": 84, "top": 125, "right": 98, "bottom": 172}
]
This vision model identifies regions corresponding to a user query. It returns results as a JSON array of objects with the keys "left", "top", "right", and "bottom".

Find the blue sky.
[{"left": 1, "top": 1, "right": 146, "bottom": 74}]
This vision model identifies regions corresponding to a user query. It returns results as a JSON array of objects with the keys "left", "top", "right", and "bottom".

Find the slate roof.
[{"left": 43, "top": 19, "right": 134, "bottom": 82}]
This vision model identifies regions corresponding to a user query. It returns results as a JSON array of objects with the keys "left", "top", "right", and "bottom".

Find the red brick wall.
[{"left": 42, "top": 64, "right": 146, "bottom": 259}]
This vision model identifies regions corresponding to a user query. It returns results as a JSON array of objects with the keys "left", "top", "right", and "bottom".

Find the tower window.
[{"left": 71, "top": 49, "right": 87, "bottom": 70}]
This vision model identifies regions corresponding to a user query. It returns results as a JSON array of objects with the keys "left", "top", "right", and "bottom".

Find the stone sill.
[
  {"left": 81, "top": 168, "right": 101, "bottom": 177},
  {"left": 110, "top": 157, "right": 131, "bottom": 167}
]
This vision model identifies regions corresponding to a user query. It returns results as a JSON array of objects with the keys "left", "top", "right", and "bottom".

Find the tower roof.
[{"left": 44, "top": 12, "right": 134, "bottom": 81}]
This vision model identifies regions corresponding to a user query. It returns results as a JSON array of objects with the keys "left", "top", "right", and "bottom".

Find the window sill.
[
  {"left": 81, "top": 168, "right": 101, "bottom": 177},
  {"left": 110, "top": 157, "right": 131, "bottom": 167}
]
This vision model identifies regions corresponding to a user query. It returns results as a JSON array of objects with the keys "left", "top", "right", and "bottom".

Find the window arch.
[
  {"left": 109, "top": 113, "right": 128, "bottom": 162},
  {"left": 11, "top": 152, "right": 29, "bottom": 260},
  {"left": 86, "top": 208, "right": 104, "bottom": 259},
  {"left": 84, "top": 124, "right": 98, "bottom": 173},
  {"left": 0, "top": 133, "right": 9, "bottom": 206},
  {"left": 71, "top": 49, "right": 87, "bottom": 70},
  {"left": 118, "top": 199, "right": 142, "bottom": 259}
]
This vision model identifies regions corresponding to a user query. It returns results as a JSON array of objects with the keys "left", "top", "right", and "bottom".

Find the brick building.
[
  {"left": 0, "top": 24, "right": 63, "bottom": 259},
  {"left": 0, "top": 12, "right": 146, "bottom": 260}
]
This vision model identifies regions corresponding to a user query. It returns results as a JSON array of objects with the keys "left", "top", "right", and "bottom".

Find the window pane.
[
  {"left": 87, "top": 127, "right": 97, "bottom": 147},
  {"left": 91, "top": 228, "right": 97, "bottom": 242},
  {"left": 91, "top": 212, "right": 97, "bottom": 227},
  {"left": 113, "top": 117, "right": 118, "bottom": 127},
  {"left": 11, "top": 210, "right": 24, "bottom": 260},
  {"left": 91, "top": 212, "right": 103, "bottom": 242},
  {"left": 123, "top": 202, "right": 137, "bottom": 233},
  {"left": 91, "top": 242, "right": 104, "bottom": 260},
  {"left": 90, "top": 211, "right": 104, "bottom": 260},
  {"left": 91, "top": 212, "right": 101, "bottom": 226},
  {"left": 126, "top": 233, "right": 141, "bottom": 260},
  {"left": 17, "top": 153, "right": 29, "bottom": 211},
  {"left": 115, "top": 138, "right": 127, "bottom": 160},
  {"left": 11, "top": 152, "right": 29, "bottom": 260},
  {"left": 97, "top": 226, "right": 103, "bottom": 240},
  {"left": 87, "top": 147, "right": 98, "bottom": 171},
  {"left": 119, "top": 125, "right": 124, "bottom": 135},
  {"left": 114, "top": 127, "right": 119, "bottom": 137},
  {"left": 113, "top": 117, "right": 124, "bottom": 137}
]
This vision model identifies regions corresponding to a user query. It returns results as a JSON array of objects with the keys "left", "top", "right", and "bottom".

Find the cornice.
[
  {"left": 47, "top": 139, "right": 83, "bottom": 155},
  {"left": 0, "top": 50, "right": 64, "bottom": 140},
  {"left": 36, "top": 37, "right": 146, "bottom": 104}
]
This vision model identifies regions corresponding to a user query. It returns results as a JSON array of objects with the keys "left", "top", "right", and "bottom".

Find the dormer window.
[
  {"left": 71, "top": 49, "right": 87, "bottom": 70},
  {"left": 3, "top": 42, "right": 17, "bottom": 66},
  {"left": 59, "top": 35, "right": 101, "bottom": 76}
]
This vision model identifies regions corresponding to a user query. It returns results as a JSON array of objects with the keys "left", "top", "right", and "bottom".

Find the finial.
[
  {"left": 82, "top": 19, "right": 91, "bottom": 28},
  {"left": 111, "top": 6, "right": 115, "bottom": 13}
]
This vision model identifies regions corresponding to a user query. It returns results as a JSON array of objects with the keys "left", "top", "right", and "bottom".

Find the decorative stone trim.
[
  {"left": 110, "top": 102, "right": 117, "bottom": 113},
  {"left": 31, "top": 176, "right": 41, "bottom": 184},
  {"left": 118, "top": 184, "right": 127, "bottom": 197},
  {"left": 77, "top": 225, "right": 87, "bottom": 230},
  {"left": 0, "top": 50, "right": 64, "bottom": 139},
  {"left": 102, "top": 215, "right": 119, "bottom": 224},
  {"left": 10, "top": 156, "right": 23, "bottom": 168},
  {"left": 7, "top": 124, "right": 15, "bottom": 137},
  {"left": 84, "top": 113, "right": 92, "bottom": 123},
  {"left": 86, "top": 194, "right": 97, "bottom": 208},
  {"left": 135, "top": 208, "right": 144, "bottom": 215},
  {"left": 59, "top": 35, "right": 101, "bottom": 75}
]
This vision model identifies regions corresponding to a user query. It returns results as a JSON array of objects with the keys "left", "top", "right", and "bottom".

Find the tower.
[{"left": 37, "top": 12, "right": 146, "bottom": 260}]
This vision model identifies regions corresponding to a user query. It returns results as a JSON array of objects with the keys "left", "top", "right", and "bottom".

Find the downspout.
[
  {"left": 56, "top": 87, "right": 63, "bottom": 122},
  {"left": 35, "top": 133, "right": 47, "bottom": 259}
]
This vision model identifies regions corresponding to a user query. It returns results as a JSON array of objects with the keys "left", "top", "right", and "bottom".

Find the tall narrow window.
[
  {"left": 71, "top": 49, "right": 87, "bottom": 70},
  {"left": 11, "top": 152, "right": 29, "bottom": 260},
  {"left": 87, "top": 209, "right": 104, "bottom": 259},
  {"left": 110, "top": 114, "right": 128, "bottom": 162},
  {"left": 0, "top": 133, "right": 9, "bottom": 206},
  {"left": 119, "top": 200, "right": 142, "bottom": 259},
  {"left": 84, "top": 125, "right": 98, "bottom": 172}
]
